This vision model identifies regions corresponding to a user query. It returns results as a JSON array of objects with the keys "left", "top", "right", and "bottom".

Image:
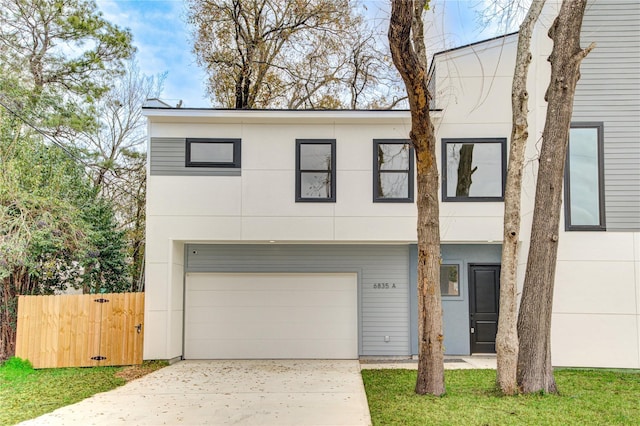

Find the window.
[
  {"left": 440, "top": 264, "right": 459, "bottom": 296},
  {"left": 564, "top": 123, "right": 605, "bottom": 230},
  {"left": 186, "top": 138, "right": 241, "bottom": 168},
  {"left": 373, "top": 139, "right": 414, "bottom": 202},
  {"left": 296, "top": 139, "right": 336, "bottom": 202},
  {"left": 442, "top": 138, "right": 506, "bottom": 201}
]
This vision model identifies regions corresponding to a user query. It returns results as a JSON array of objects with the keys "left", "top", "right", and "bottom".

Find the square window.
[
  {"left": 442, "top": 138, "right": 506, "bottom": 201},
  {"left": 440, "top": 264, "right": 460, "bottom": 296},
  {"left": 296, "top": 139, "right": 336, "bottom": 202},
  {"left": 186, "top": 138, "right": 241, "bottom": 168},
  {"left": 373, "top": 140, "right": 414, "bottom": 202},
  {"left": 564, "top": 123, "right": 605, "bottom": 230}
]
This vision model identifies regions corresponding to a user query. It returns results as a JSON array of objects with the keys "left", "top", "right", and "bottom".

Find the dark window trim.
[
  {"left": 185, "top": 138, "right": 241, "bottom": 168},
  {"left": 441, "top": 137, "right": 507, "bottom": 202},
  {"left": 564, "top": 122, "right": 606, "bottom": 231},
  {"left": 295, "top": 139, "right": 336, "bottom": 202},
  {"left": 373, "top": 139, "right": 415, "bottom": 203}
]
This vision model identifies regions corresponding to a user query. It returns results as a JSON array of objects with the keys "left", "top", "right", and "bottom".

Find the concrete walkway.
[
  {"left": 360, "top": 355, "right": 497, "bottom": 370},
  {"left": 19, "top": 360, "right": 371, "bottom": 426},
  {"left": 19, "top": 356, "right": 496, "bottom": 426}
]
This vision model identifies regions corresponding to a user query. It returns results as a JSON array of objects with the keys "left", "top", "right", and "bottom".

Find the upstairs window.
[
  {"left": 442, "top": 138, "right": 506, "bottom": 202},
  {"left": 186, "top": 138, "right": 241, "bottom": 168},
  {"left": 564, "top": 123, "right": 605, "bottom": 230},
  {"left": 296, "top": 139, "right": 336, "bottom": 202},
  {"left": 373, "top": 139, "right": 414, "bottom": 202}
]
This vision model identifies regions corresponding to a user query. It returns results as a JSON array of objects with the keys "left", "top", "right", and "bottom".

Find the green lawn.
[
  {"left": 362, "top": 368, "right": 640, "bottom": 425},
  {"left": 0, "top": 358, "right": 167, "bottom": 426}
]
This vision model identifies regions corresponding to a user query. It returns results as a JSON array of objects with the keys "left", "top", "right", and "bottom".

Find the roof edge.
[
  {"left": 142, "top": 108, "right": 444, "bottom": 123},
  {"left": 433, "top": 31, "right": 519, "bottom": 58}
]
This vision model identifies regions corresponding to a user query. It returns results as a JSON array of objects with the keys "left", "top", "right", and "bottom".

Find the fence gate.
[{"left": 15, "top": 293, "right": 144, "bottom": 368}]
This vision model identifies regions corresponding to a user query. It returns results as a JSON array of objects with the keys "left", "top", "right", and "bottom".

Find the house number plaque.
[{"left": 373, "top": 282, "right": 396, "bottom": 289}]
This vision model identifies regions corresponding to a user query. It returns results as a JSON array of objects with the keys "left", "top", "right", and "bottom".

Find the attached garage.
[{"left": 184, "top": 272, "right": 358, "bottom": 359}]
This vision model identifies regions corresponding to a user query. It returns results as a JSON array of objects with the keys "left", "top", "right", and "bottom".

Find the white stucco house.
[{"left": 142, "top": 0, "right": 640, "bottom": 368}]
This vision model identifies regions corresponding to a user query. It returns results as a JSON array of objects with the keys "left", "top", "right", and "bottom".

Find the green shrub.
[{"left": 0, "top": 357, "right": 35, "bottom": 381}]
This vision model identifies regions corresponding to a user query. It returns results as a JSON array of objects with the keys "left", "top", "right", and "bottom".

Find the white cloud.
[{"left": 97, "top": 0, "right": 210, "bottom": 107}]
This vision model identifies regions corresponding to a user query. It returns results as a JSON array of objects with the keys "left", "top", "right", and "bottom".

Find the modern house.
[{"left": 142, "top": 0, "right": 639, "bottom": 368}]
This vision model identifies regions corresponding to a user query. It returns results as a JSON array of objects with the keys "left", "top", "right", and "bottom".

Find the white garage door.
[{"left": 184, "top": 273, "right": 358, "bottom": 359}]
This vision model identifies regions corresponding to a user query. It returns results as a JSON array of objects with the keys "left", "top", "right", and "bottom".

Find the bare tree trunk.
[
  {"left": 455, "top": 144, "right": 475, "bottom": 196},
  {"left": 389, "top": 0, "right": 445, "bottom": 396},
  {"left": 0, "top": 278, "right": 17, "bottom": 361},
  {"left": 517, "top": 0, "right": 594, "bottom": 394},
  {"left": 376, "top": 145, "right": 384, "bottom": 198},
  {"left": 496, "top": 0, "right": 546, "bottom": 396}
]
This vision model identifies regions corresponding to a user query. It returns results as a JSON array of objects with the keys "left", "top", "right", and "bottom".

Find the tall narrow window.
[
  {"left": 565, "top": 123, "right": 605, "bottom": 230},
  {"left": 373, "top": 139, "right": 414, "bottom": 202},
  {"left": 186, "top": 138, "right": 241, "bottom": 168},
  {"left": 440, "top": 264, "right": 460, "bottom": 297},
  {"left": 442, "top": 138, "right": 506, "bottom": 201},
  {"left": 296, "top": 139, "right": 336, "bottom": 202}
]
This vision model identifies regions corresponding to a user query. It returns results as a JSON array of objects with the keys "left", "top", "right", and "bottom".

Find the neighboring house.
[{"left": 142, "top": 0, "right": 639, "bottom": 368}]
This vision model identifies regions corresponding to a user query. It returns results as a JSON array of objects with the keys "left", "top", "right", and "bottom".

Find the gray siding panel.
[
  {"left": 573, "top": 0, "right": 640, "bottom": 231},
  {"left": 150, "top": 137, "right": 241, "bottom": 176},
  {"left": 185, "top": 244, "right": 411, "bottom": 356}
]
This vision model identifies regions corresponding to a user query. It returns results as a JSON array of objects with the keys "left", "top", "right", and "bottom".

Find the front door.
[{"left": 469, "top": 264, "right": 500, "bottom": 353}]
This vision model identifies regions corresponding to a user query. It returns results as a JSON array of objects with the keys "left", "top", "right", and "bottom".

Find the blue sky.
[{"left": 97, "top": 0, "right": 507, "bottom": 108}]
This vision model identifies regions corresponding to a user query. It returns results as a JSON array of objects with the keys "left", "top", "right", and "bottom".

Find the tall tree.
[
  {"left": 82, "top": 60, "right": 163, "bottom": 191},
  {"left": 389, "top": 0, "right": 445, "bottom": 396},
  {"left": 81, "top": 197, "right": 129, "bottom": 294},
  {"left": 0, "top": 0, "right": 134, "bottom": 360},
  {"left": 517, "top": 0, "right": 594, "bottom": 394},
  {"left": 0, "top": 94, "right": 132, "bottom": 360},
  {"left": 0, "top": 0, "right": 134, "bottom": 127},
  {"left": 0, "top": 127, "right": 92, "bottom": 359},
  {"left": 0, "top": 0, "right": 133, "bottom": 89},
  {"left": 496, "top": 0, "right": 546, "bottom": 396},
  {"left": 120, "top": 152, "right": 146, "bottom": 292},
  {"left": 187, "top": 0, "right": 404, "bottom": 109},
  {"left": 78, "top": 60, "right": 162, "bottom": 288}
]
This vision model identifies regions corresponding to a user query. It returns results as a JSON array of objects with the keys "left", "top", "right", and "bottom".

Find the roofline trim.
[
  {"left": 433, "top": 31, "right": 519, "bottom": 58},
  {"left": 142, "top": 108, "right": 441, "bottom": 116}
]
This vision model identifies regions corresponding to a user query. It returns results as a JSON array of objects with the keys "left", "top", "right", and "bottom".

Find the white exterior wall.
[
  {"left": 144, "top": 0, "right": 640, "bottom": 366},
  {"left": 143, "top": 109, "right": 509, "bottom": 359},
  {"left": 552, "top": 233, "right": 640, "bottom": 367},
  {"left": 433, "top": 34, "right": 516, "bottom": 243}
]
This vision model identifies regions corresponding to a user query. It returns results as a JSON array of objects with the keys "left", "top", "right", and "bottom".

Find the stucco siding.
[
  {"left": 144, "top": 241, "right": 185, "bottom": 361},
  {"left": 146, "top": 118, "right": 507, "bottom": 243},
  {"left": 432, "top": 34, "right": 517, "bottom": 125},
  {"left": 551, "top": 232, "right": 640, "bottom": 368}
]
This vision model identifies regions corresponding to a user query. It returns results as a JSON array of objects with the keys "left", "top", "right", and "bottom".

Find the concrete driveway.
[{"left": 19, "top": 360, "right": 371, "bottom": 426}]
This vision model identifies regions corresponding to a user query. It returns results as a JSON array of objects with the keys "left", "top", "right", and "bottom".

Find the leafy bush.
[{"left": 0, "top": 357, "right": 35, "bottom": 381}]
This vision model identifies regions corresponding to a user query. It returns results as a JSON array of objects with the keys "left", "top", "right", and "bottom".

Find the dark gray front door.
[{"left": 469, "top": 264, "right": 500, "bottom": 353}]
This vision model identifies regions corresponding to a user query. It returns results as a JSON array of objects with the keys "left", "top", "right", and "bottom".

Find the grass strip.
[
  {"left": 0, "top": 358, "right": 167, "bottom": 425},
  {"left": 362, "top": 368, "right": 640, "bottom": 425}
]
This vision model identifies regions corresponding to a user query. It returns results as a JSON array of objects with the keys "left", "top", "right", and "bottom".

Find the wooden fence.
[{"left": 15, "top": 293, "right": 144, "bottom": 369}]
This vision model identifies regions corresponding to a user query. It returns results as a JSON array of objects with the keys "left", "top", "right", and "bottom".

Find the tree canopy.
[
  {"left": 187, "top": 0, "right": 405, "bottom": 109},
  {"left": 0, "top": 0, "right": 134, "bottom": 97},
  {"left": 0, "top": 0, "right": 137, "bottom": 360},
  {"left": 0, "top": 0, "right": 134, "bottom": 135}
]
